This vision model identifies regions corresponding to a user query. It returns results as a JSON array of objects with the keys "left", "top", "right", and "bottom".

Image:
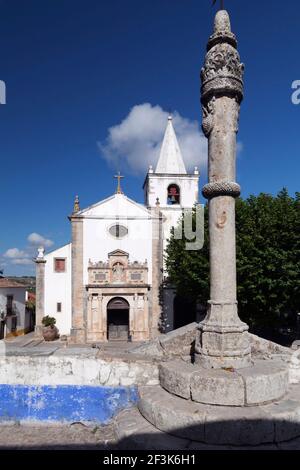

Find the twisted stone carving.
[
  {"left": 202, "top": 98, "right": 215, "bottom": 137},
  {"left": 202, "top": 181, "right": 241, "bottom": 199}
]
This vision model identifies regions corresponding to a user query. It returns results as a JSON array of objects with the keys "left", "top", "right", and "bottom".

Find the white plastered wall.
[
  {"left": 44, "top": 244, "right": 72, "bottom": 335},
  {"left": 0, "top": 287, "right": 26, "bottom": 333},
  {"left": 82, "top": 194, "right": 153, "bottom": 286}
]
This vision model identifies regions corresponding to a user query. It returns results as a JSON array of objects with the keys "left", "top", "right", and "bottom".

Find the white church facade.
[{"left": 35, "top": 116, "right": 199, "bottom": 343}]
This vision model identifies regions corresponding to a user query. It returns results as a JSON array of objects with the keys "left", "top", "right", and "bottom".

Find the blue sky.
[{"left": 0, "top": 0, "right": 299, "bottom": 275}]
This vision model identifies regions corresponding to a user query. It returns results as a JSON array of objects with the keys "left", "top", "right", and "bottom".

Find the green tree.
[
  {"left": 165, "top": 204, "right": 209, "bottom": 304},
  {"left": 165, "top": 189, "right": 300, "bottom": 331}
]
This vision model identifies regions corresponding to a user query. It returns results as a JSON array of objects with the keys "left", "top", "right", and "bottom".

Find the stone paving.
[
  {"left": 0, "top": 422, "right": 116, "bottom": 450},
  {"left": 114, "top": 407, "right": 300, "bottom": 450},
  {"left": 1, "top": 332, "right": 142, "bottom": 358},
  {"left": 0, "top": 411, "right": 300, "bottom": 450}
]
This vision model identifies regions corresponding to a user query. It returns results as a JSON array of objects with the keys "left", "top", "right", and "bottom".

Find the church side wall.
[{"left": 44, "top": 244, "right": 72, "bottom": 335}]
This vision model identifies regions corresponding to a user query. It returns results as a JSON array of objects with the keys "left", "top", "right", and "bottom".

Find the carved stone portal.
[{"left": 86, "top": 250, "right": 150, "bottom": 343}]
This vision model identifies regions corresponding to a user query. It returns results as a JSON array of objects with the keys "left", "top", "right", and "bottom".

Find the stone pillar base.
[
  {"left": 194, "top": 347, "right": 252, "bottom": 369},
  {"left": 194, "top": 301, "right": 251, "bottom": 369},
  {"left": 34, "top": 325, "right": 43, "bottom": 338},
  {"left": 86, "top": 331, "right": 107, "bottom": 343},
  {"left": 150, "top": 327, "right": 161, "bottom": 339},
  {"left": 70, "top": 328, "right": 86, "bottom": 344},
  {"left": 132, "top": 330, "right": 150, "bottom": 342}
]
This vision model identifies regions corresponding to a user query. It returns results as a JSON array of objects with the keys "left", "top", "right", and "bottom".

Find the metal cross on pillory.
[{"left": 212, "top": 0, "right": 225, "bottom": 9}]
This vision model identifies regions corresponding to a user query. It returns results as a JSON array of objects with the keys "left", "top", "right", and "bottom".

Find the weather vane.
[
  {"left": 114, "top": 171, "right": 124, "bottom": 194},
  {"left": 213, "top": 0, "right": 224, "bottom": 9}
]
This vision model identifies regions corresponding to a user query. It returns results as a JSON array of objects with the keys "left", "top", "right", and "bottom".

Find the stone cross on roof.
[{"left": 114, "top": 171, "right": 124, "bottom": 194}]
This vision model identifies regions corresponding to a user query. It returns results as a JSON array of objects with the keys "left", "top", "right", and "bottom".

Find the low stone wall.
[
  {"left": 131, "top": 323, "right": 292, "bottom": 360},
  {"left": 0, "top": 384, "right": 138, "bottom": 425},
  {"left": 0, "top": 355, "right": 159, "bottom": 424},
  {"left": 0, "top": 355, "right": 159, "bottom": 387},
  {"left": 131, "top": 322, "right": 198, "bottom": 358}
]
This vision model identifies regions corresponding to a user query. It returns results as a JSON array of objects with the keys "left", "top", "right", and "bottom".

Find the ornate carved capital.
[
  {"left": 202, "top": 181, "right": 241, "bottom": 199},
  {"left": 201, "top": 43, "right": 244, "bottom": 104},
  {"left": 201, "top": 10, "right": 244, "bottom": 106}
]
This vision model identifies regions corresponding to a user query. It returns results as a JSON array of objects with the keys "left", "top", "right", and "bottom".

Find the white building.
[
  {"left": 36, "top": 117, "right": 199, "bottom": 342},
  {"left": 0, "top": 278, "right": 29, "bottom": 339}
]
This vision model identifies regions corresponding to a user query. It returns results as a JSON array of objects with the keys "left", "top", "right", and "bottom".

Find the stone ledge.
[
  {"left": 115, "top": 408, "right": 190, "bottom": 450},
  {"left": 238, "top": 360, "right": 288, "bottom": 405},
  {"left": 130, "top": 323, "right": 291, "bottom": 362},
  {"left": 138, "top": 384, "right": 300, "bottom": 445},
  {"left": 159, "top": 359, "right": 289, "bottom": 406},
  {"left": 130, "top": 322, "right": 198, "bottom": 358},
  {"left": 115, "top": 407, "right": 281, "bottom": 450},
  {"left": 191, "top": 367, "right": 245, "bottom": 406},
  {"left": 159, "top": 360, "right": 195, "bottom": 400}
]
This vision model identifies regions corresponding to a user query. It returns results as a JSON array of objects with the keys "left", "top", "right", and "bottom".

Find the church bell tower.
[
  {"left": 143, "top": 115, "right": 199, "bottom": 250},
  {"left": 144, "top": 115, "right": 199, "bottom": 210}
]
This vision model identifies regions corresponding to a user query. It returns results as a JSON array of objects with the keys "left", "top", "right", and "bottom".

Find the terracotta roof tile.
[{"left": 0, "top": 278, "right": 27, "bottom": 288}]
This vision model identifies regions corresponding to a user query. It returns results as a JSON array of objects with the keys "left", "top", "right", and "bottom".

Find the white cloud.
[
  {"left": 2, "top": 233, "right": 54, "bottom": 271},
  {"left": 4, "top": 248, "right": 28, "bottom": 259},
  {"left": 98, "top": 103, "right": 208, "bottom": 174},
  {"left": 3, "top": 248, "right": 32, "bottom": 267},
  {"left": 27, "top": 232, "right": 54, "bottom": 248},
  {"left": 11, "top": 258, "right": 33, "bottom": 266}
]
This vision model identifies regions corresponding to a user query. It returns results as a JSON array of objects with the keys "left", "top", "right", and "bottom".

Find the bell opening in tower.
[{"left": 167, "top": 184, "right": 180, "bottom": 205}]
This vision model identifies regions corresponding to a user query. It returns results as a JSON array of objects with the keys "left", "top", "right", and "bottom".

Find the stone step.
[
  {"left": 114, "top": 407, "right": 279, "bottom": 450},
  {"left": 114, "top": 408, "right": 190, "bottom": 450},
  {"left": 159, "top": 358, "right": 289, "bottom": 406},
  {"left": 138, "top": 384, "right": 300, "bottom": 445}
]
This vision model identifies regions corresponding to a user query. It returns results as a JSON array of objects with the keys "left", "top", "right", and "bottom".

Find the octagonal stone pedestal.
[
  {"left": 138, "top": 383, "right": 300, "bottom": 446},
  {"left": 135, "top": 356, "right": 300, "bottom": 446},
  {"left": 159, "top": 359, "right": 289, "bottom": 406}
]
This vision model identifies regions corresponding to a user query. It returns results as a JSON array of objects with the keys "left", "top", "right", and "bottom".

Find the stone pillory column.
[
  {"left": 69, "top": 197, "right": 85, "bottom": 343},
  {"left": 151, "top": 198, "right": 163, "bottom": 338},
  {"left": 195, "top": 10, "right": 251, "bottom": 368},
  {"left": 136, "top": 9, "right": 292, "bottom": 441},
  {"left": 34, "top": 247, "right": 46, "bottom": 336}
]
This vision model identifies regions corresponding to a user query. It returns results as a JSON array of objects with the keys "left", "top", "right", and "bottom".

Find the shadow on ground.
[{"left": 0, "top": 417, "right": 300, "bottom": 450}]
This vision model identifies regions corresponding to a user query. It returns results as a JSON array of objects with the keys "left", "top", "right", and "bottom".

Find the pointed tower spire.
[{"left": 155, "top": 116, "right": 187, "bottom": 174}]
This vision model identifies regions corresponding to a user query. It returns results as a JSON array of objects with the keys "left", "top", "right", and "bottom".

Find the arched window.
[{"left": 167, "top": 184, "right": 180, "bottom": 205}]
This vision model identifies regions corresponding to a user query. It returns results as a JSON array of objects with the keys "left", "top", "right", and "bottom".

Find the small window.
[
  {"left": 11, "top": 316, "right": 17, "bottom": 331},
  {"left": 95, "top": 273, "right": 106, "bottom": 281},
  {"left": 57, "top": 302, "right": 62, "bottom": 313},
  {"left": 167, "top": 184, "right": 180, "bottom": 205},
  {"left": 6, "top": 295, "right": 13, "bottom": 315},
  {"left": 109, "top": 224, "right": 128, "bottom": 239},
  {"left": 54, "top": 258, "right": 66, "bottom": 273}
]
